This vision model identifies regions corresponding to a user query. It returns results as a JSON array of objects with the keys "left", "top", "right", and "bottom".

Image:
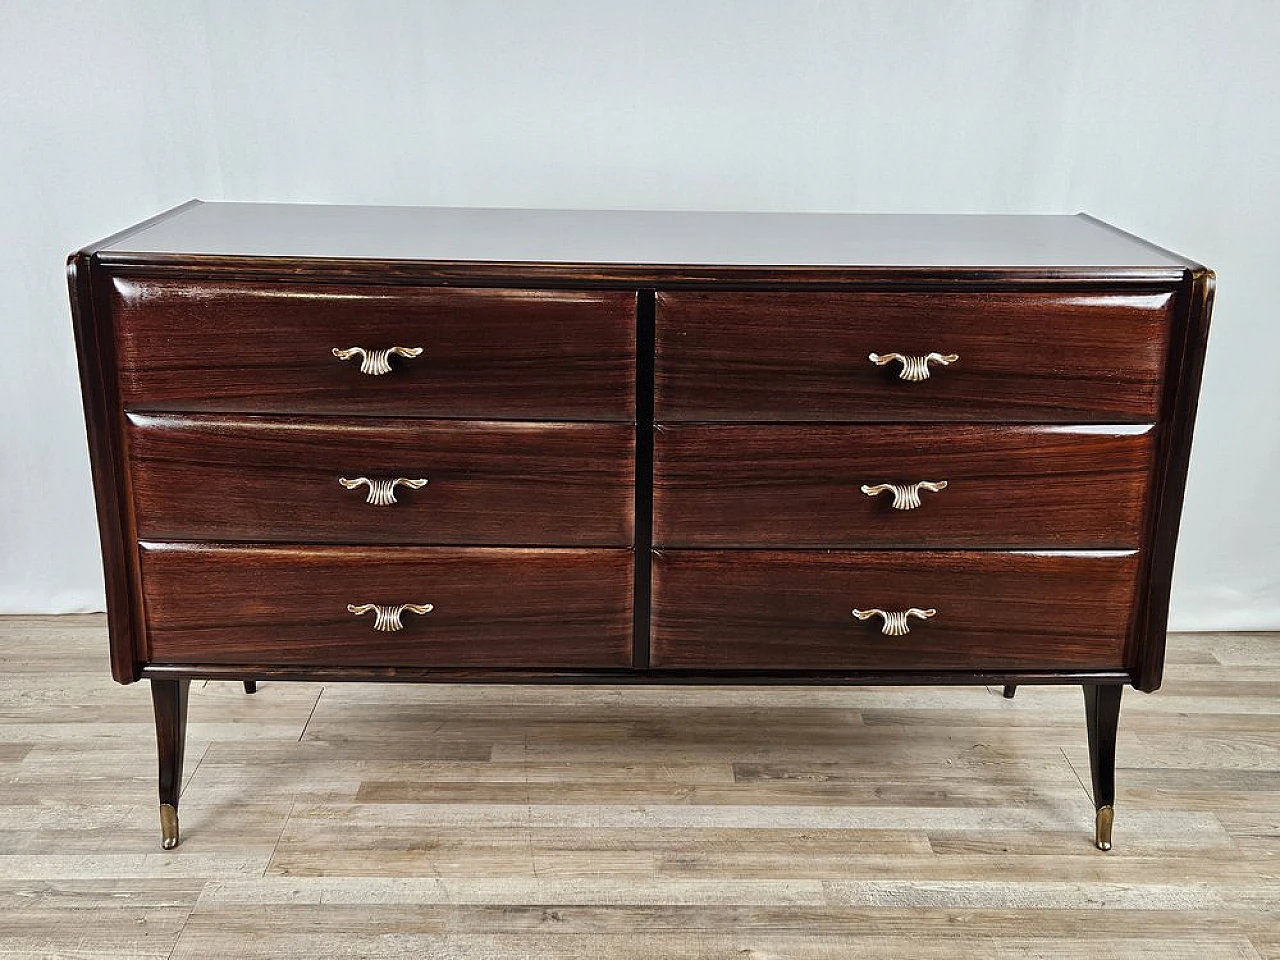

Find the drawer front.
[
  {"left": 139, "top": 544, "right": 633, "bottom": 667},
  {"left": 655, "top": 291, "right": 1172, "bottom": 421},
  {"left": 653, "top": 424, "right": 1153, "bottom": 548},
  {"left": 111, "top": 278, "right": 636, "bottom": 420},
  {"left": 128, "top": 414, "right": 634, "bottom": 546},
  {"left": 651, "top": 550, "right": 1138, "bottom": 670}
]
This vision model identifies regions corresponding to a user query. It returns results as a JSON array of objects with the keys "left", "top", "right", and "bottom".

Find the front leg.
[
  {"left": 1082, "top": 683, "right": 1122, "bottom": 851},
  {"left": 151, "top": 678, "right": 190, "bottom": 850}
]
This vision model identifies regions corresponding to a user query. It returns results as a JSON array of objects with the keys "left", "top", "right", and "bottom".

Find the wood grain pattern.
[
  {"left": 1132, "top": 269, "right": 1216, "bottom": 691},
  {"left": 1, "top": 617, "right": 1275, "bottom": 959},
  {"left": 151, "top": 677, "right": 189, "bottom": 813},
  {"left": 653, "top": 424, "right": 1154, "bottom": 548},
  {"left": 67, "top": 253, "right": 143, "bottom": 683},
  {"left": 651, "top": 550, "right": 1139, "bottom": 671},
  {"left": 127, "top": 413, "right": 635, "bottom": 546},
  {"left": 655, "top": 290, "right": 1174, "bottom": 422},
  {"left": 138, "top": 544, "right": 634, "bottom": 668},
  {"left": 110, "top": 278, "right": 637, "bottom": 420}
]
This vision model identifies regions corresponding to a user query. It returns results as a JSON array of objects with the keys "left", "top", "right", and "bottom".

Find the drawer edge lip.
[
  {"left": 651, "top": 547, "right": 1140, "bottom": 559},
  {"left": 136, "top": 541, "right": 638, "bottom": 557},
  {"left": 125, "top": 410, "right": 640, "bottom": 430},
  {"left": 651, "top": 540, "right": 1145, "bottom": 551},
  {"left": 92, "top": 251, "right": 1192, "bottom": 289},
  {"left": 124, "top": 407, "right": 639, "bottom": 426},
  {"left": 141, "top": 663, "right": 1132, "bottom": 686}
]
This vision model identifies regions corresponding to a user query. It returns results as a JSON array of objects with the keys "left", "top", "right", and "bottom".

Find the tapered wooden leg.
[
  {"left": 243, "top": 681, "right": 257, "bottom": 694},
  {"left": 1083, "top": 683, "right": 1122, "bottom": 851},
  {"left": 151, "top": 678, "right": 190, "bottom": 850},
  {"left": 1002, "top": 685, "right": 1017, "bottom": 699}
]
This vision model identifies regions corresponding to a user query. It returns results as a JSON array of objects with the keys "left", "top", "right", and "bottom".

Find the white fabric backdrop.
[{"left": 2, "top": 0, "right": 1277, "bottom": 628}]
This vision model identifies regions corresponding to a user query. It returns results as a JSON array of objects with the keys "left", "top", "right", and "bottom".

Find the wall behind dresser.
[{"left": 2, "top": 1, "right": 1276, "bottom": 628}]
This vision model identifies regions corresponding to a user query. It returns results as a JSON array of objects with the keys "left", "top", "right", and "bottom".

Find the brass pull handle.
[
  {"left": 339, "top": 477, "right": 428, "bottom": 506},
  {"left": 332, "top": 345, "right": 423, "bottom": 376},
  {"left": 869, "top": 352, "right": 959, "bottom": 381},
  {"left": 852, "top": 607, "right": 936, "bottom": 636},
  {"left": 861, "top": 480, "right": 948, "bottom": 510},
  {"left": 347, "top": 602, "right": 433, "bottom": 632}
]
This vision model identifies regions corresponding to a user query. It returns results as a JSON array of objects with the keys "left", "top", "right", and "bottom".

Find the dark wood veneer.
[
  {"left": 68, "top": 253, "right": 142, "bottom": 683},
  {"left": 68, "top": 203, "right": 1213, "bottom": 851},
  {"left": 651, "top": 550, "right": 1139, "bottom": 671},
  {"left": 653, "top": 424, "right": 1154, "bottom": 548},
  {"left": 139, "top": 543, "right": 634, "bottom": 668},
  {"left": 127, "top": 413, "right": 635, "bottom": 546},
  {"left": 1131, "top": 269, "right": 1215, "bottom": 691},
  {"left": 655, "top": 290, "right": 1173, "bottom": 422},
  {"left": 111, "top": 277, "right": 636, "bottom": 421}
]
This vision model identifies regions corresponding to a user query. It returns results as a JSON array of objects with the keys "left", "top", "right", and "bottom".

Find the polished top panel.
[{"left": 100, "top": 202, "right": 1194, "bottom": 269}]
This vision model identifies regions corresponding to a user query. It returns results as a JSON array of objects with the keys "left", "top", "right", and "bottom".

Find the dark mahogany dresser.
[{"left": 68, "top": 202, "right": 1213, "bottom": 851}]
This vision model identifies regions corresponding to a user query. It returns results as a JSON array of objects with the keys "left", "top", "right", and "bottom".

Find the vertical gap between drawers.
[{"left": 632, "top": 289, "right": 656, "bottom": 668}]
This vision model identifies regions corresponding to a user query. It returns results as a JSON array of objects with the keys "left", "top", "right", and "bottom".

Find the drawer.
[
  {"left": 651, "top": 550, "right": 1138, "bottom": 670},
  {"left": 110, "top": 278, "right": 636, "bottom": 420},
  {"left": 655, "top": 291, "right": 1173, "bottom": 421},
  {"left": 653, "top": 424, "right": 1153, "bottom": 548},
  {"left": 139, "top": 544, "right": 633, "bottom": 667},
  {"left": 127, "top": 414, "right": 634, "bottom": 546}
]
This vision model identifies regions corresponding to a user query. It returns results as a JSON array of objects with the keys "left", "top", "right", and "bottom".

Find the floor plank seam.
[
  {"left": 162, "top": 879, "right": 210, "bottom": 960},
  {"left": 1062, "top": 746, "right": 1095, "bottom": 806},
  {"left": 296, "top": 685, "right": 324, "bottom": 742},
  {"left": 3, "top": 621, "right": 1280, "bottom": 957}
]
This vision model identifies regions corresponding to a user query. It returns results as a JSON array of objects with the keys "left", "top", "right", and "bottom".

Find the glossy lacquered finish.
[
  {"left": 110, "top": 277, "right": 636, "bottom": 420},
  {"left": 650, "top": 550, "right": 1139, "bottom": 670},
  {"left": 69, "top": 203, "right": 1214, "bottom": 852},
  {"left": 655, "top": 291, "right": 1173, "bottom": 422},
  {"left": 127, "top": 413, "right": 635, "bottom": 546},
  {"left": 653, "top": 424, "right": 1154, "bottom": 548},
  {"left": 139, "top": 543, "right": 634, "bottom": 667}
]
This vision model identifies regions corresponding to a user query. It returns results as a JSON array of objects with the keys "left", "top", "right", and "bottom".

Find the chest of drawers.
[{"left": 68, "top": 203, "right": 1213, "bottom": 852}]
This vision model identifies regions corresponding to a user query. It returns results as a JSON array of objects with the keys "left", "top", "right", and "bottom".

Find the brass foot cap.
[
  {"left": 160, "top": 803, "right": 180, "bottom": 850},
  {"left": 1095, "top": 805, "right": 1114, "bottom": 851}
]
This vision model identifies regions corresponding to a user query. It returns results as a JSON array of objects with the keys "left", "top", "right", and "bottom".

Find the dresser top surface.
[{"left": 96, "top": 201, "right": 1195, "bottom": 271}]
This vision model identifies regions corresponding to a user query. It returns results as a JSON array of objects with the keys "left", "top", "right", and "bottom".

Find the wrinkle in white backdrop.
[{"left": 1, "top": 1, "right": 1277, "bottom": 628}]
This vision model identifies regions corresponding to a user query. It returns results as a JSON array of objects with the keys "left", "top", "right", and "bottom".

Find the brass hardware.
[
  {"left": 160, "top": 803, "right": 179, "bottom": 850},
  {"left": 861, "top": 480, "right": 948, "bottom": 510},
  {"left": 852, "top": 607, "right": 937, "bottom": 636},
  {"left": 332, "top": 345, "right": 423, "bottom": 376},
  {"left": 339, "top": 477, "right": 428, "bottom": 506},
  {"left": 869, "top": 352, "right": 959, "bottom": 381},
  {"left": 1095, "top": 805, "right": 1114, "bottom": 851},
  {"left": 347, "top": 602, "right": 434, "bottom": 632}
]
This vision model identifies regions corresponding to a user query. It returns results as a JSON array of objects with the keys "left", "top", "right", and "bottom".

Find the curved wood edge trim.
[
  {"left": 92, "top": 253, "right": 1189, "bottom": 290},
  {"left": 77, "top": 200, "right": 204, "bottom": 256},
  {"left": 142, "top": 663, "right": 1133, "bottom": 687},
  {"left": 1074, "top": 214, "right": 1206, "bottom": 271},
  {"left": 1132, "top": 267, "right": 1215, "bottom": 693},
  {"left": 67, "top": 253, "right": 142, "bottom": 683}
]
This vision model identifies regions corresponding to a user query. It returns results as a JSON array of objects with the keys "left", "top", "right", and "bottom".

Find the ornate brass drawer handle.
[
  {"left": 338, "top": 476, "right": 428, "bottom": 506},
  {"left": 869, "top": 352, "right": 959, "bottom": 381},
  {"left": 332, "top": 345, "right": 423, "bottom": 376},
  {"left": 852, "top": 607, "right": 937, "bottom": 636},
  {"left": 860, "top": 480, "right": 948, "bottom": 510},
  {"left": 347, "top": 602, "right": 434, "bottom": 632}
]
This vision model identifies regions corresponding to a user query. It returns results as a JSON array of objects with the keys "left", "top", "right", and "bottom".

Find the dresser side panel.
[
  {"left": 67, "top": 255, "right": 143, "bottom": 682},
  {"left": 1132, "top": 269, "right": 1215, "bottom": 691}
]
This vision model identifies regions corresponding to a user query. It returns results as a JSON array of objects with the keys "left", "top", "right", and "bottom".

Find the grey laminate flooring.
[{"left": 0, "top": 615, "right": 1275, "bottom": 958}]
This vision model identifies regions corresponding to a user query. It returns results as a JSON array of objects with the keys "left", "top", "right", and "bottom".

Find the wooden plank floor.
[{"left": 0, "top": 615, "right": 1276, "bottom": 958}]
